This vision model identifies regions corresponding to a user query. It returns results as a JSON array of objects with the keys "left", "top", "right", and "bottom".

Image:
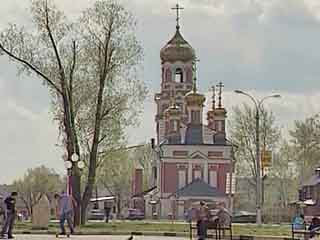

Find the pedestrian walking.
[
  {"left": 54, "top": 191, "right": 76, "bottom": 235},
  {"left": 0, "top": 192, "right": 18, "bottom": 239}
]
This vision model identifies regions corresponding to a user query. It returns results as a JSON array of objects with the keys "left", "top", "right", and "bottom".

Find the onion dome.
[
  {"left": 185, "top": 84, "right": 206, "bottom": 107},
  {"left": 160, "top": 28, "right": 195, "bottom": 63}
]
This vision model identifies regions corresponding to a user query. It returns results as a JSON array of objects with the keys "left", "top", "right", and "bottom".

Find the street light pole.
[
  {"left": 65, "top": 153, "right": 85, "bottom": 227},
  {"left": 234, "top": 90, "right": 280, "bottom": 225},
  {"left": 255, "top": 105, "right": 262, "bottom": 225}
]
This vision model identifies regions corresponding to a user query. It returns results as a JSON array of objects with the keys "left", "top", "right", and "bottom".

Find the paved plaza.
[{"left": 12, "top": 235, "right": 184, "bottom": 240}]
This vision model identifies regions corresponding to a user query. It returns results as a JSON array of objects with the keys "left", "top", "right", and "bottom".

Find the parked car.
[
  {"left": 232, "top": 211, "right": 256, "bottom": 223},
  {"left": 126, "top": 208, "right": 144, "bottom": 220},
  {"left": 88, "top": 209, "right": 105, "bottom": 221}
]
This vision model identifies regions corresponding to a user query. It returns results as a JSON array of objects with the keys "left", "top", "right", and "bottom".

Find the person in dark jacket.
[
  {"left": 308, "top": 217, "right": 320, "bottom": 239},
  {"left": 196, "top": 201, "right": 209, "bottom": 240},
  {"left": 1, "top": 192, "right": 18, "bottom": 239}
]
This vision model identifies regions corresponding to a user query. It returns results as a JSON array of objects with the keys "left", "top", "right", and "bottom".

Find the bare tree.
[
  {"left": 0, "top": 0, "right": 146, "bottom": 224},
  {"left": 229, "top": 104, "right": 281, "bottom": 212}
]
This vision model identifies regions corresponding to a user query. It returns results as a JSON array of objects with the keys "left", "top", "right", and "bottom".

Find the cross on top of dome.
[{"left": 171, "top": 3, "right": 184, "bottom": 30}]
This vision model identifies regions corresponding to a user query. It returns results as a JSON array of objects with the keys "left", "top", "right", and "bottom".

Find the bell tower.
[{"left": 155, "top": 4, "right": 195, "bottom": 144}]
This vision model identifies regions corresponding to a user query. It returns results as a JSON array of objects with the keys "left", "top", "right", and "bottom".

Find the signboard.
[{"left": 261, "top": 150, "right": 272, "bottom": 168}]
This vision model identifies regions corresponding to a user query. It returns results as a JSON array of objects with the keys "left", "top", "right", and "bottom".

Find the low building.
[{"left": 297, "top": 167, "right": 320, "bottom": 218}]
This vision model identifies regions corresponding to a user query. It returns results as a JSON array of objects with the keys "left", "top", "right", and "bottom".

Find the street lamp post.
[
  {"left": 234, "top": 90, "right": 280, "bottom": 225},
  {"left": 64, "top": 153, "right": 85, "bottom": 227}
]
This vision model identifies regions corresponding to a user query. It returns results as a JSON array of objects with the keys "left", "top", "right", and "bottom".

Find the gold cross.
[
  {"left": 192, "top": 58, "right": 200, "bottom": 92},
  {"left": 171, "top": 3, "right": 184, "bottom": 29}
]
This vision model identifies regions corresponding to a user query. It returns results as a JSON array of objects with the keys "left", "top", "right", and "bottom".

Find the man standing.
[
  {"left": 54, "top": 191, "right": 75, "bottom": 235},
  {"left": 1, "top": 192, "right": 18, "bottom": 239},
  {"left": 196, "top": 201, "right": 209, "bottom": 240},
  {"left": 104, "top": 202, "right": 111, "bottom": 223}
]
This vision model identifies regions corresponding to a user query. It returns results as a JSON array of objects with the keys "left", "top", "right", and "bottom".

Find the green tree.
[
  {"left": 229, "top": 104, "right": 281, "bottom": 211},
  {"left": 267, "top": 140, "right": 298, "bottom": 208},
  {"left": 262, "top": 139, "right": 299, "bottom": 222},
  {"left": 97, "top": 149, "right": 133, "bottom": 218},
  {"left": 0, "top": 0, "right": 146, "bottom": 224},
  {"left": 130, "top": 144, "right": 153, "bottom": 189},
  {"left": 289, "top": 114, "right": 320, "bottom": 185},
  {"left": 12, "top": 166, "right": 63, "bottom": 220}
]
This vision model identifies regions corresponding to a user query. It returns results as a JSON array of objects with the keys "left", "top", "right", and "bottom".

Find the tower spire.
[
  {"left": 171, "top": 3, "right": 184, "bottom": 30},
  {"left": 216, "top": 82, "right": 224, "bottom": 108},
  {"left": 211, "top": 86, "right": 216, "bottom": 110},
  {"left": 192, "top": 57, "right": 200, "bottom": 92}
]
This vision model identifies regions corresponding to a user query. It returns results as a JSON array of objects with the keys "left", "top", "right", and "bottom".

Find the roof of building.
[
  {"left": 303, "top": 174, "right": 320, "bottom": 187},
  {"left": 175, "top": 178, "right": 227, "bottom": 198},
  {"left": 131, "top": 186, "right": 157, "bottom": 198}
]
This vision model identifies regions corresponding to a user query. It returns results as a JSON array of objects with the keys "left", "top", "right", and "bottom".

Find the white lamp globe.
[
  {"left": 71, "top": 153, "right": 79, "bottom": 162},
  {"left": 77, "top": 161, "right": 85, "bottom": 170},
  {"left": 64, "top": 161, "right": 72, "bottom": 169}
]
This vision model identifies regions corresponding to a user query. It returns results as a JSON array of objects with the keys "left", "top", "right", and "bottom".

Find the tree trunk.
[
  {"left": 80, "top": 72, "right": 106, "bottom": 224},
  {"left": 116, "top": 193, "right": 121, "bottom": 219}
]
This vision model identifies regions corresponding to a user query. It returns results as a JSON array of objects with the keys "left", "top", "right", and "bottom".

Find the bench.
[
  {"left": 189, "top": 220, "right": 232, "bottom": 240},
  {"left": 292, "top": 224, "right": 320, "bottom": 240}
]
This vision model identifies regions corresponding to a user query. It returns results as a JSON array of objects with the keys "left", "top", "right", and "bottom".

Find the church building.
[{"left": 145, "top": 5, "right": 235, "bottom": 219}]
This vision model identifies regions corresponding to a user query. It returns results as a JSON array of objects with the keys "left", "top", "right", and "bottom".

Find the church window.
[
  {"left": 175, "top": 68, "right": 183, "bottom": 83},
  {"left": 191, "top": 110, "right": 200, "bottom": 123},
  {"left": 216, "top": 120, "right": 224, "bottom": 132},
  {"left": 209, "top": 171, "right": 217, "bottom": 188},
  {"left": 178, "top": 170, "right": 186, "bottom": 189},
  {"left": 173, "top": 120, "right": 178, "bottom": 131},
  {"left": 186, "top": 68, "right": 192, "bottom": 82},
  {"left": 166, "top": 69, "right": 172, "bottom": 82}
]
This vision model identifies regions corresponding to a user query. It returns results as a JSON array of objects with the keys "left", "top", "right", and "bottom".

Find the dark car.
[
  {"left": 232, "top": 211, "right": 256, "bottom": 223},
  {"left": 126, "top": 208, "right": 144, "bottom": 220}
]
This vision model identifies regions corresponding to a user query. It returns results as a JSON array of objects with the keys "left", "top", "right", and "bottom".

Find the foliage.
[
  {"left": 130, "top": 144, "right": 153, "bottom": 189},
  {"left": 266, "top": 139, "right": 298, "bottom": 208},
  {"left": 229, "top": 103, "right": 281, "bottom": 181},
  {"left": 97, "top": 149, "right": 133, "bottom": 217},
  {"left": 0, "top": 0, "right": 147, "bottom": 224},
  {"left": 229, "top": 103, "right": 281, "bottom": 215},
  {"left": 12, "top": 166, "right": 63, "bottom": 219},
  {"left": 289, "top": 114, "right": 320, "bottom": 184}
]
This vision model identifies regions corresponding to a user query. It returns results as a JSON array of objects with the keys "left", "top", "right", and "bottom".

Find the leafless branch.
[{"left": 0, "top": 42, "right": 63, "bottom": 95}]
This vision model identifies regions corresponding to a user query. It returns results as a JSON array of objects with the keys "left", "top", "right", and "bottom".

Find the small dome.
[
  {"left": 164, "top": 104, "right": 181, "bottom": 118},
  {"left": 160, "top": 29, "right": 195, "bottom": 63},
  {"left": 185, "top": 90, "right": 206, "bottom": 107}
]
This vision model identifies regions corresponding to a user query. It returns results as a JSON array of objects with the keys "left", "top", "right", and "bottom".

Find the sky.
[{"left": 1, "top": 0, "right": 320, "bottom": 184}]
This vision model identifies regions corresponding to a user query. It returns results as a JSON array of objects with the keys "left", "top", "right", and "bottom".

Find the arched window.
[{"left": 175, "top": 68, "right": 183, "bottom": 83}]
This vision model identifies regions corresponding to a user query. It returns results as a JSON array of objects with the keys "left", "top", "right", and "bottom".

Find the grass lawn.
[{"left": 14, "top": 221, "right": 292, "bottom": 237}]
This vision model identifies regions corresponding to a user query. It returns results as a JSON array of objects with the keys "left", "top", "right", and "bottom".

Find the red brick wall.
[
  {"left": 163, "top": 163, "right": 178, "bottom": 193},
  {"left": 217, "top": 164, "right": 231, "bottom": 193}
]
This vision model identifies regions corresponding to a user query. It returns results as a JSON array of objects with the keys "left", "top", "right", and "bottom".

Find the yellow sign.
[{"left": 261, "top": 150, "right": 272, "bottom": 168}]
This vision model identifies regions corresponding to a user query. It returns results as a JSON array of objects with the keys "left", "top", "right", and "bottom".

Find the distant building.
[{"left": 296, "top": 167, "right": 320, "bottom": 218}]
